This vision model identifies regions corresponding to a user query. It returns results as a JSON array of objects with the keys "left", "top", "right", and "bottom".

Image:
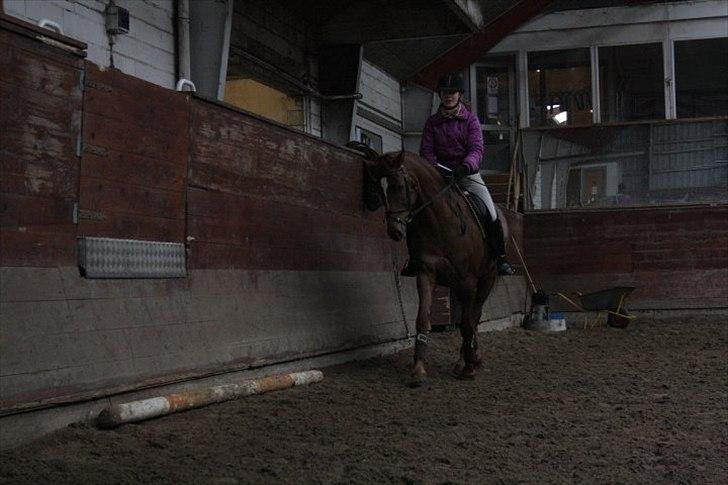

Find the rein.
[{"left": 384, "top": 167, "right": 454, "bottom": 226}]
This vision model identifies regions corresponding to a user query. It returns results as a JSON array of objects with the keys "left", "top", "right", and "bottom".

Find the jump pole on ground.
[{"left": 97, "top": 370, "right": 324, "bottom": 428}]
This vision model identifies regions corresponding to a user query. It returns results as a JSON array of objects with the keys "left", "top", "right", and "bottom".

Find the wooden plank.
[
  {"left": 78, "top": 178, "right": 185, "bottom": 221},
  {"left": 83, "top": 111, "right": 188, "bottom": 164},
  {"left": 80, "top": 151, "right": 186, "bottom": 193},
  {"left": 79, "top": 214, "right": 185, "bottom": 242},
  {"left": 3, "top": 38, "right": 83, "bottom": 100},
  {"left": 83, "top": 78, "right": 189, "bottom": 136},
  {"left": 84, "top": 62, "right": 183, "bottom": 107},
  {"left": 0, "top": 192, "right": 74, "bottom": 227},
  {"left": 0, "top": 228, "right": 76, "bottom": 266}
]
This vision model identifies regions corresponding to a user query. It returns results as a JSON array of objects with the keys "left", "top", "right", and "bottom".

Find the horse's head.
[{"left": 377, "top": 151, "right": 420, "bottom": 242}]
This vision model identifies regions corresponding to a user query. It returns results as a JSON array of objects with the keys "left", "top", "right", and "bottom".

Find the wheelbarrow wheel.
[{"left": 608, "top": 310, "right": 631, "bottom": 329}]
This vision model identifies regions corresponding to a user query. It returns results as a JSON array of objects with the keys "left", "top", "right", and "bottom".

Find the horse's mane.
[{"left": 383, "top": 151, "right": 447, "bottom": 192}]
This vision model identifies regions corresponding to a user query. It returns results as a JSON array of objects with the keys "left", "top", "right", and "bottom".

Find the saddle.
[{"left": 454, "top": 185, "right": 487, "bottom": 241}]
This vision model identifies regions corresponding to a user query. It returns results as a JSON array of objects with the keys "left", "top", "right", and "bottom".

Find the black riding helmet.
[{"left": 437, "top": 72, "right": 464, "bottom": 93}]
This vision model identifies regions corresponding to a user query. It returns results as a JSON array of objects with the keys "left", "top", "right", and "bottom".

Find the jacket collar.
[{"left": 432, "top": 103, "right": 470, "bottom": 124}]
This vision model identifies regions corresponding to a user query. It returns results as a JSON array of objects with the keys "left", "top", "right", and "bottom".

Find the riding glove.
[{"left": 454, "top": 164, "right": 471, "bottom": 179}]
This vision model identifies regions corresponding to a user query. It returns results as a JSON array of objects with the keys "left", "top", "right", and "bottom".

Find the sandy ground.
[{"left": 1, "top": 319, "right": 726, "bottom": 484}]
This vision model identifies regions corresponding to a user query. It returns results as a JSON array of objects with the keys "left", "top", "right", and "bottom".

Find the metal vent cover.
[{"left": 78, "top": 237, "right": 186, "bottom": 279}]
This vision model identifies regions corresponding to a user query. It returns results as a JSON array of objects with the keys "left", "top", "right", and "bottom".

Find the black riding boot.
[{"left": 486, "top": 218, "right": 515, "bottom": 276}]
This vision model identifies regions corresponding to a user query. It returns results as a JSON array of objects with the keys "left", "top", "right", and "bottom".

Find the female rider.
[{"left": 413, "top": 72, "right": 514, "bottom": 276}]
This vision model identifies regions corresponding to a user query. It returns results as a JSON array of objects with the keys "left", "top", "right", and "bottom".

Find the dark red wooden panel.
[
  {"left": 187, "top": 100, "right": 399, "bottom": 272},
  {"left": 524, "top": 206, "right": 728, "bottom": 309},
  {"left": 0, "top": 23, "right": 82, "bottom": 266},
  {"left": 78, "top": 63, "right": 189, "bottom": 243}
]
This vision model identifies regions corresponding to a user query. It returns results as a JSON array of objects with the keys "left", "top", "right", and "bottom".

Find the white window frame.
[{"left": 485, "top": 1, "right": 728, "bottom": 127}]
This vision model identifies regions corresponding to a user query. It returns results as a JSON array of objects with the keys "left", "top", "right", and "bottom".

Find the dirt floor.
[{"left": 1, "top": 319, "right": 726, "bottom": 484}]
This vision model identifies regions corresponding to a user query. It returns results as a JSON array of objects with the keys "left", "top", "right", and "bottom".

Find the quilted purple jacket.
[{"left": 419, "top": 103, "right": 484, "bottom": 173}]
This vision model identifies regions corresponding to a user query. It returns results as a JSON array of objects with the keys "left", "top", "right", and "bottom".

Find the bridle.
[{"left": 383, "top": 166, "right": 454, "bottom": 227}]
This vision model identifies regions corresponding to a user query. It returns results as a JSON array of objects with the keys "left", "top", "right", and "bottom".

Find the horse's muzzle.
[{"left": 387, "top": 221, "right": 406, "bottom": 241}]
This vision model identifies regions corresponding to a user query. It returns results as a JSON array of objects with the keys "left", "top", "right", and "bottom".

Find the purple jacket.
[{"left": 419, "top": 104, "right": 484, "bottom": 173}]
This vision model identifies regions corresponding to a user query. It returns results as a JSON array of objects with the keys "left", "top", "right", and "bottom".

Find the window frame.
[{"left": 514, "top": 36, "right": 728, "bottom": 129}]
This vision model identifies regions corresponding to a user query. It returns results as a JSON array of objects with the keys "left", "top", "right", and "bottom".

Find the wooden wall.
[
  {"left": 0, "top": 21, "right": 82, "bottom": 267},
  {"left": 186, "top": 100, "right": 396, "bottom": 272},
  {"left": 0, "top": 17, "right": 415, "bottom": 414},
  {"left": 524, "top": 206, "right": 728, "bottom": 309},
  {"left": 78, "top": 64, "right": 189, "bottom": 242}
]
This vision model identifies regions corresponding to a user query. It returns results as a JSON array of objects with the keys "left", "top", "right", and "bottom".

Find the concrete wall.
[
  {"left": 524, "top": 206, "right": 728, "bottom": 310},
  {"left": 4, "top": 0, "right": 176, "bottom": 88}
]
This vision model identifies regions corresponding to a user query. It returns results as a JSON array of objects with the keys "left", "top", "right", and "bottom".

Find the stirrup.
[{"left": 496, "top": 256, "right": 515, "bottom": 276}]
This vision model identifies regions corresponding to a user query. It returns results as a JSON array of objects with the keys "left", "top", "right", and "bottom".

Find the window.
[
  {"left": 475, "top": 65, "right": 511, "bottom": 126},
  {"left": 528, "top": 49, "right": 592, "bottom": 127},
  {"left": 675, "top": 38, "right": 728, "bottom": 119},
  {"left": 224, "top": 77, "right": 305, "bottom": 129},
  {"left": 599, "top": 43, "right": 664, "bottom": 122},
  {"left": 354, "top": 126, "right": 383, "bottom": 154}
]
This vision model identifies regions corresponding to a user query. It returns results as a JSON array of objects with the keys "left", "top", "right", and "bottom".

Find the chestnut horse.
[{"left": 359, "top": 147, "right": 500, "bottom": 386}]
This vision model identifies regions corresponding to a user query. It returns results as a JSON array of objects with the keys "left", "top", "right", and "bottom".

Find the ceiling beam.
[
  {"left": 411, "top": 0, "right": 554, "bottom": 89},
  {"left": 445, "top": 0, "right": 485, "bottom": 32}
]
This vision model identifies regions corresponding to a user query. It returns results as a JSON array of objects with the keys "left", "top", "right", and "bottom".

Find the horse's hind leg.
[
  {"left": 455, "top": 289, "right": 479, "bottom": 379},
  {"left": 410, "top": 272, "right": 435, "bottom": 387}
]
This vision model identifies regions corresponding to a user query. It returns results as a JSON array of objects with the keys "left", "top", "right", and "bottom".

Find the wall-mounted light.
[{"left": 105, "top": 4, "right": 130, "bottom": 35}]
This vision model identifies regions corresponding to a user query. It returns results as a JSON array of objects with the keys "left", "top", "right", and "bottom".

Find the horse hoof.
[
  {"left": 408, "top": 372, "right": 427, "bottom": 388},
  {"left": 408, "top": 377, "right": 427, "bottom": 388},
  {"left": 458, "top": 366, "right": 476, "bottom": 380}
]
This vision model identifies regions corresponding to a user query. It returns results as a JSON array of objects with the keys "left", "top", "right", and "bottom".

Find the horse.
[{"left": 356, "top": 144, "right": 501, "bottom": 386}]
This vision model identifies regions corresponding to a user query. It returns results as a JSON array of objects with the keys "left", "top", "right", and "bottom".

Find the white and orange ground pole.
[{"left": 97, "top": 370, "right": 324, "bottom": 428}]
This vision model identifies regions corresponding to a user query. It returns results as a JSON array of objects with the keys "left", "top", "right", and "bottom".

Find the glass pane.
[
  {"left": 599, "top": 43, "right": 664, "bottom": 122},
  {"left": 483, "top": 130, "right": 511, "bottom": 173},
  {"left": 224, "top": 77, "right": 305, "bottom": 129},
  {"left": 528, "top": 49, "right": 592, "bottom": 127},
  {"left": 524, "top": 120, "right": 728, "bottom": 211},
  {"left": 675, "top": 38, "right": 728, "bottom": 118},
  {"left": 476, "top": 65, "right": 511, "bottom": 126}
]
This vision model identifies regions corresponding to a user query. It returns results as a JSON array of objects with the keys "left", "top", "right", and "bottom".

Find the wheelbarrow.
[
  {"left": 556, "top": 286, "right": 637, "bottom": 328},
  {"left": 508, "top": 236, "right": 636, "bottom": 329}
]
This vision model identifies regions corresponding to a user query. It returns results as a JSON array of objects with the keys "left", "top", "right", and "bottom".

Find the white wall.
[
  {"left": 358, "top": 59, "right": 402, "bottom": 121},
  {"left": 5, "top": 0, "right": 176, "bottom": 89},
  {"left": 354, "top": 116, "right": 402, "bottom": 154},
  {"left": 353, "top": 59, "right": 402, "bottom": 153}
]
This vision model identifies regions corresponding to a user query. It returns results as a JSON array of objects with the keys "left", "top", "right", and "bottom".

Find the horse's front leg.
[{"left": 410, "top": 272, "right": 435, "bottom": 387}]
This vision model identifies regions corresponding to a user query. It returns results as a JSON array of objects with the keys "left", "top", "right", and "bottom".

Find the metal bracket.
[
  {"left": 176, "top": 79, "right": 196, "bottom": 92},
  {"left": 38, "top": 19, "right": 64, "bottom": 35},
  {"left": 85, "top": 80, "right": 113, "bottom": 92},
  {"left": 84, "top": 144, "right": 107, "bottom": 156}
]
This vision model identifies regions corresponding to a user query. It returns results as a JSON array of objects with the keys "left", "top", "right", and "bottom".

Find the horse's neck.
[{"left": 408, "top": 162, "right": 465, "bottom": 228}]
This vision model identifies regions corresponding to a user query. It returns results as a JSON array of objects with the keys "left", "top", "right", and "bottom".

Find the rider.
[{"left": 413, "top": 72, "right": 515, "bottom": 276}]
